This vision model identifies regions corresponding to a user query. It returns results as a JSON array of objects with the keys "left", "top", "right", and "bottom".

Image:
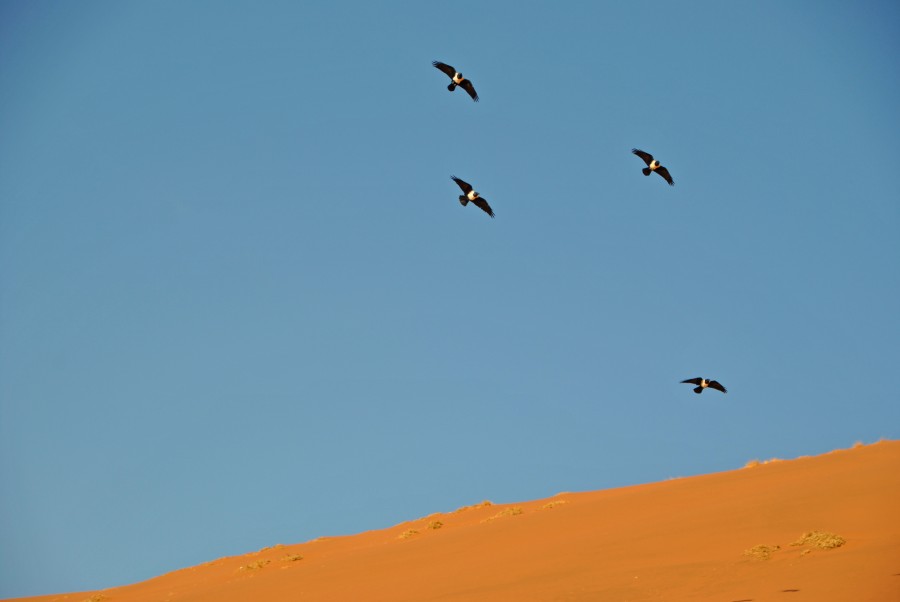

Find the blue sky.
[{"left": 1, "top": 0, "right": 898, "bottom": 597}]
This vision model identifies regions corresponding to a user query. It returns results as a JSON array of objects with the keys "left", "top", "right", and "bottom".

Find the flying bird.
[
  {"left": 432, "top": 61, "right": 479, "bottom": 102},
  {"left": 451, "top": 176, "right": 494, "bottom": 218},
  {"left": 681, "top": 377, "right": 727, "bottom": 394},
  {"left": 632, "top": 148, "right": 674, "bottom": 186}
]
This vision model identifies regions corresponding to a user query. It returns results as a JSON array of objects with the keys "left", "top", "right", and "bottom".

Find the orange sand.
[{"left": 11, "top": 441, "right": 900, "bottom": 602}]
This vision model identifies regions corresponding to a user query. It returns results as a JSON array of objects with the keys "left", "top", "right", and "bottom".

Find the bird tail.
[
  {"left": 459, "top": 196, "right": 469, "bottom": 207},
  {"left": 642, "top": 167, "right": 652, "bottom": 176},
  {"left": 693, "top": 386, "right": 703, "bottom": 394},
  {"left": 447, "top": 83, "right": 456, "bottom": 91}
]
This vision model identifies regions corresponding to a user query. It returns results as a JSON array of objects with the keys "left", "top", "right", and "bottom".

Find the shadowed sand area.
[{"left": 10, "top": 441, "right": 899, "bottom": 602}]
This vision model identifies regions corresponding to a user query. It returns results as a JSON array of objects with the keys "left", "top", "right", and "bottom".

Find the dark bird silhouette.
[
  {"left": 681, "top": 377, "right": 727, "bottom": 394},
  {"left": 451, "top": 176, "right": 494, "bottom": 218},
  {"left": 432, "top": 61, "right": 479, "bottom": 102},
  {"left": 632, "top": 148, "right": 674, "bottom": 186}
]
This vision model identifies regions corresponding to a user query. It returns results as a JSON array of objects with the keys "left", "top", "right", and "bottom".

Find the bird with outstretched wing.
[
  {"left": 451, "top": 176, "right": 494, "bottom": 218},
  {"left": 432, "top": 61, "right": 479, "bottom": 102}
]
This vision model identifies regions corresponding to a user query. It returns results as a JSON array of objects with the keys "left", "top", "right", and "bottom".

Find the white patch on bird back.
[
  {"left": 650, "top": 160, "right": 660, "bottom": 170},
  {"left": 468, "top": 190, "right": 478, "bottom": 200},
  {"left": 453, "top": 73, "right": 463, "bottom": 84}
]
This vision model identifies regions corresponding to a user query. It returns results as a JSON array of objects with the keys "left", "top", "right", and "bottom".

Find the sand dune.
[{"left": 11, "top": 441, "right": 899, "bottom": 602}]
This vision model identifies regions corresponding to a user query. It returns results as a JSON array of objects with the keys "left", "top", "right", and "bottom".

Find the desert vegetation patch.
[
  {"left": 239, "top": 559, "right": 271, "bottom": 571},
  {"left": 791, "top": 531, "right": 846, "bottom": 550},
  {"left": 483, "top": 506, "right": 524, "bottom": 523},
  {"left": 743, "top": 544, "right": 780, "bottom": 560},
  {"left": 744, "top": 530, "right": 846, "bottom": 561},
  {"left": 454, "top": 500, "right": 493, "bottom": 513},
  {"left": 542, "top": 500, "right": 568, "bottom": 509}
]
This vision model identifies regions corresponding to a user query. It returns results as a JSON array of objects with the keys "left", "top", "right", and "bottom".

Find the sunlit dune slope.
[{"left": 12, "top": 441, "right": 900, "bottom": 602}]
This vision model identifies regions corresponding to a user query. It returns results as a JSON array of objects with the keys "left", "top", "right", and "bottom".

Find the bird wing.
[
  {"left": 459, "top": 79, "right": 479, "bottom": 101},
  {"left": 451, "top": 176, "right": 473, "bottom": 194},
  {"left": 708, "top": 380, "right": 727, "bottom": 393},
  {"left": 471, "top": 196, "right": 494, "bottom": 218},
  {"left": 432, "top": 61, "right": 456, "bottom": 78},
  {"left": 632, "top": 148, "right": 654, "bottom": 166},
  {"left": 681, "top": 378, "right": 703, "bottom": 386},
  {"left": 656, "top": 166, "right": 675, "bottom": 186}
]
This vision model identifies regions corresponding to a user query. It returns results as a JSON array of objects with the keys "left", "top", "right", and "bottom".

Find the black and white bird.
[
  {"left": 432, "top": 61, "right": 479, "bottom": 102},
  {"left": 681, "top": 377, "right": 727, "bottom": 394},
  {"left": 451, "top": 176, "right": 494, "bottom": 218},
  {"left": 632, "top": 148, "right": 674, "bottom": 186}
]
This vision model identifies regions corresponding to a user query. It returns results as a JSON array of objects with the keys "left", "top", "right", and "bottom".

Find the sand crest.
[{"left": 10, "top": 441, "right": 899, "bottom": 602}]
